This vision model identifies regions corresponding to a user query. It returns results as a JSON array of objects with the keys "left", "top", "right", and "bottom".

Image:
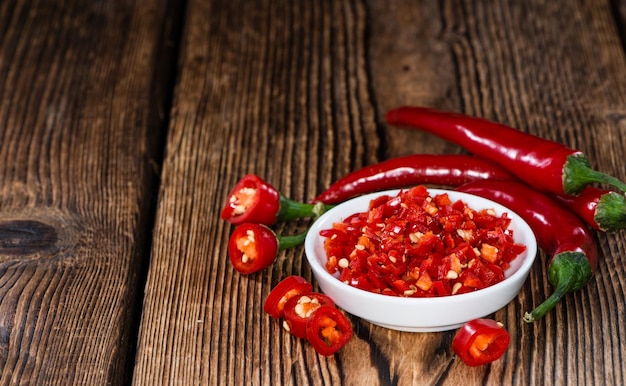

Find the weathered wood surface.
[
  {"left": 2, "top": 0, "right": 626, "bottom": 385},
  {"left": 134, "top": 0, "right": 626, "bottom": 385},
  {"left": 0, "top": 0, "right": 177, "bottom": 384}
]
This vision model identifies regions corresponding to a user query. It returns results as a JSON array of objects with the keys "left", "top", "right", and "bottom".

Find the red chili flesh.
[
  {"left": 283, "top": 292, "right": 335, "bottom": 338},
  {"left": 228, "top": 223, "right": 279, "bottom": 274},
  {"left": 264, "top": 276, "right": 313, "bottom": 319},
  {"left": 321, "top": 185, "right": 526, "bottom": 297},
  {"left": 306, "top": 305, "right": 353, "bottom": 356},
  {"left": 313, "top": 154, "right": 514, "bottom": 204},
  {"left": 452, "top": 318, "right": 510, "bottom": 366},
  {"left": 221, "top": 174, "right": 281, "bottom": 225}
]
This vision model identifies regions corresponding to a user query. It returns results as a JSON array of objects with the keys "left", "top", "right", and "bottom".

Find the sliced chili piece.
[
  {"left": 306, "top": 306, "right": 353, "bottom": 356},
  {"left": 283, "top": 292, "right": 335, "bottom": 338},
  {"left": 263, "top": 276, "right": 313, "bottom": 319},
  {"left": 228, "top": 223, "right": 279, "bottom": 274},
  {"left": 221, "top": 174, "right": 282, "bottom": 225},
  {"left": 221, "top": 174, "right": 329, "bottom": 225},
  {"left": 452, "top": 318, "right": 510, "bottom": 366},
  {"left": 228, "top": 223, "right": 308, "bottom": 275}
]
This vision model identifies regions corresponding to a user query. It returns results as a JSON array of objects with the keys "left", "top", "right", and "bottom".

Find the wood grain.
[
  {"left": 1, "top": 0, "right": 625, "bottom": 384},
  {"left": 0, "top": 0, "right": 175, "bottom": 384},
  {"left": 133, "top": 0, "right": 626, "bottom": 385}
]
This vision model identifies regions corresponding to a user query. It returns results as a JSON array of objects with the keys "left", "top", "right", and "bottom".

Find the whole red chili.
[
  {"left": 386, "top": 106, "right": 626, "bottom": 196},
  {"left": 553, "top": 187, "right": 626, "bottom": 232},
  {"left": 457, "top": 179, "right": 598, "bottom": 322},
  {"left": 228, "top": 223, "right": 307, "bottom": 274},
  {"left": 312, "top": 154, "right": 514, "bottom": 204},
  {"left": 221, "top": 174, "right": 328, "bottom": 225}
]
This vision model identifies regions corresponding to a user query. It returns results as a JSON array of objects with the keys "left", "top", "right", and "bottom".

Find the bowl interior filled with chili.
[{"left": 304, "top": 187, "right": 537, "bottom": 332}]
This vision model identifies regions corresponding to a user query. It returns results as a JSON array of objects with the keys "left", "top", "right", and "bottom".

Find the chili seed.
[
  {"left": 404, "top": 285, "right": 417, "bottom": 296},
  {"left": 409, "top": 232, "right": 423, "bottom": 243},
  {"left": 457, "top": 229, "right": 473, "bottom": 241}
]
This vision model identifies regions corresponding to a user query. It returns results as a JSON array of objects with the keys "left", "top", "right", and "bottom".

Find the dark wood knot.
[{"left": 0, "top": 220, "right": 58, "bottom": 255}]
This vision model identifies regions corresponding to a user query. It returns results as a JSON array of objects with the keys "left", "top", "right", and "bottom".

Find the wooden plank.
[
  {"left": 369, "top": 1, "right": 626, "bottom": 385},
  {"left": 134, "top": 0, "right": 626, "bottom": 385},
  {"left": 133, "top": 1, "right": 383, "bottom": 384},
  {"left": 0, "top": 0, "right": 176, "bottom": 384}
]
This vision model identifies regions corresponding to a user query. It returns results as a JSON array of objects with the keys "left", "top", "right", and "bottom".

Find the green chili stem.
[
  {"left": 277, "top": 196, "right": 334, "bottom": 222},
  {"left": 523, "top": 251, "right": 592, "bottom": 323},
  {"left": 277, "top": 231, "right": 308, "bottom": 251},
  {"left": 595, "top": 191, "right": 626, "bottom": 232},
  {"left": 564, "top": 154, "right": 626, "bottom": 195},
  {"left": 276, "top": 201, "right": 331, "bottom": 250}
]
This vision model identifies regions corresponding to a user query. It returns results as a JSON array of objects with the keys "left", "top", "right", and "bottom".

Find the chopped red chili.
[{"left": 321, "top": 186, "right": 526, "bottom": 297}]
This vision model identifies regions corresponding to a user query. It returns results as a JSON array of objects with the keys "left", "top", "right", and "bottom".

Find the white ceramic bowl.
[{"left": 305, "top": 189, "right": 537, "bottom": 332}]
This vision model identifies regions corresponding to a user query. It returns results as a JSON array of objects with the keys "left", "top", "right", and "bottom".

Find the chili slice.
[
  {"left": 228, "top": 223, "right": 279, "bottom": 274},
  {"left": 283, "top": 292, "right": 335, "bottom": 338},
  {"left": 306, "top": 305, "right": 353, "bottom": 356},
  {"left": 263, "top": 276, "right": 313, "bottom": 319},
  {"left": 452, "top": 318, "right": 510, "bottom": 366},
  {"left": 221, "top": 174, "right": 329, "bottom": 225},
  {"left": 386, "top": 106, "right": 626, "bottom": 195},
  {"left": 228, "top": 223, "right": 307, "bottom": 275}
]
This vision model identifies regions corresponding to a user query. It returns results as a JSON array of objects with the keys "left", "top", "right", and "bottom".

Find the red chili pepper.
[
  {"left": 305, "top": 305, "right": 353, "bottom": 356},
  {"left": 457, "top": 179, "right": 598, "bottom": 322},
  {"left": 452, "top": 318, "right": 510, "bottom": 366},
  {"left": 386, "top": 106, "right": 626, "bottom": 196},
  {"left": 283, "top": 292, "right": 335, "bottom": 338},
  {"left": 553, "top": 187, "right": 626, "bottom": 232},
  {"left": 228, "top": 223, "right": 307, "bottom": 275},
  {"left": 312, "top": 154, "right": 514, "bottom": 204},
  {"left": 221, "top": 174, "right": 328, "bottom": 225},
  {"left": 263, "top": 276, "right": 313, "bottom": 318}
]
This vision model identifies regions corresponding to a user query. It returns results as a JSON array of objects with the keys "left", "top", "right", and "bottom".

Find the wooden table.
[{"left": 1, "top": 0, "right": 625, "bottom": 384}]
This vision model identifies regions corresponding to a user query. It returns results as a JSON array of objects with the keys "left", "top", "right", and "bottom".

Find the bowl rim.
[{"left": 305, "top": 188, "right": 538, "bottom": 305}]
